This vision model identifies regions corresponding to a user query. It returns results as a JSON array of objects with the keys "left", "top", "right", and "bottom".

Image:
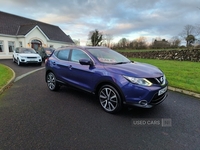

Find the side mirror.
[{"left": 79, "top": 59, "right": 93, "bottom": 66}]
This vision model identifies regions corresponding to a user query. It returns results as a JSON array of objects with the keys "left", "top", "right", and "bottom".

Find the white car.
[{"left": 13, "top": 47, "right": 42, "bottom": 66}]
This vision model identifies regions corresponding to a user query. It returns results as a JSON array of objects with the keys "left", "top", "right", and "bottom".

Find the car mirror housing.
[{"left": 79, "top": 59, "right": 93, "bottom": 66}]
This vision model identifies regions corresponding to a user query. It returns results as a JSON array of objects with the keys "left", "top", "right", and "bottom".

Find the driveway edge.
[
  {"left": 0, "top": 65, "right": 15, "bottom": 95},
  {"left": 168, "top": 86, "right": 200, "bottom": 99},
  {"left": 14, "top": 67, "right": 45, "bottom": 82}
]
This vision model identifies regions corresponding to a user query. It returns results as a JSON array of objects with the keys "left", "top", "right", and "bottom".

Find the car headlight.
[{"left": 123, "top": 76, "right": 152, "bottom": 86}]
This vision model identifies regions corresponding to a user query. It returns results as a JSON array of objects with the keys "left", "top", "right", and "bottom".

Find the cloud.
[{"left": 0, "top": 0, "right": 199, "bottom": 45}]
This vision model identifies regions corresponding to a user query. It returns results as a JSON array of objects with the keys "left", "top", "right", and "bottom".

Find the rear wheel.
[
  {"left": 46, "top": 72, "right": 60, "bottom": 91},
  {"left": 98, "top": 85, "right": 122, "bottom": 113}
]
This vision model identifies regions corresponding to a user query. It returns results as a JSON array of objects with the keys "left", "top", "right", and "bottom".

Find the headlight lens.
[{"left": 124, "top": 76, "right": 152, "bottom": 86}]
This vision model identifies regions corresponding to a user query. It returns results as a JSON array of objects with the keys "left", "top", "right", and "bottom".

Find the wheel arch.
[
  {"left": 95, "top": 81, "right": 125, "bottom": 103},
  {"left": 45, "top": 69, "right": 55, "bottom": 82}
]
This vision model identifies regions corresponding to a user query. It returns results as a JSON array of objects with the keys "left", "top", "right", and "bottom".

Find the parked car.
[
  {"left": 43, "top": 47, "right": 55, "bottom": 60},
  {"left": 45, "top": 46, "right": 168, "bottom": 113},
  {"left": 13, "top": 47, "right": 42, "bottom": 66}
]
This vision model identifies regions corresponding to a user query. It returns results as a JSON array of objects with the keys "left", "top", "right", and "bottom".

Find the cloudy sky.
[{"left": 1, "top": 0, "right": 200, "bottom": 45}]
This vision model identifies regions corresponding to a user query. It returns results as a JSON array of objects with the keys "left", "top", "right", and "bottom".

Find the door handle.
[{"left": 68, "top": 65, "right": 72, "bottom": 70}]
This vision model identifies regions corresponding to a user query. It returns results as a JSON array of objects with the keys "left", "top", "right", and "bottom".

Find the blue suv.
[{"left": 45, "top": 46, "right": 168, "bottom": 113}]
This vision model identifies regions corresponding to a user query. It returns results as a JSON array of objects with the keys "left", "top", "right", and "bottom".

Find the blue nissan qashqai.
[{"left": 45, "top": 46, "right": 168, "bottom": 113}]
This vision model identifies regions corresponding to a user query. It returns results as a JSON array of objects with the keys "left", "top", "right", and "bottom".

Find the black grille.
[
  {"left": 146, "top": 78, "right": 159, "bottom": 84},
  {"left": 147, "top": 76, "right": 165, "bottom": 85},
  {"left": 150, "top": 92, "right": 167, "bottom": 104},
  {"left": 27, "top": 57, "right": 37, "bottom": 59}
]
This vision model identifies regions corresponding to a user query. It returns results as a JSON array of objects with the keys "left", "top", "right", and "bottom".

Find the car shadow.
[{"left": 58, "top": 85, "right": 169, "bottom": 118}]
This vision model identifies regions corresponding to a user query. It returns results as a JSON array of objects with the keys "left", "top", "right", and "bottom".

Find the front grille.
[
  {"left": 147, "top": 76, "right": 165, "bottom": 85},
  {"left": 27, "top": 57, "right": 37, "bottom": 59},
  {"left": 150, "top": 92, "right": 167, "bottom": 104},
  {"left": 146, "top": 78, "right": 159, "bottom": 84}
]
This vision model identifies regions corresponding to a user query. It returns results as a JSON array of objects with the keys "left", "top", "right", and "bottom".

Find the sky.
[{"left": 1, "top": 0, "right": 200, "bottom": 45}]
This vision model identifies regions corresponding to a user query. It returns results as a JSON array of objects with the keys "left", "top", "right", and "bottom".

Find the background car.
[
  {"left": 13, "top": 47, "right": 42, "bottom": 66},
  {"left": 43, "top": 47, "right": 55, "bottom": 61},
  {"left": 45, "top": 46, "right": 168, "bottom": 113}
]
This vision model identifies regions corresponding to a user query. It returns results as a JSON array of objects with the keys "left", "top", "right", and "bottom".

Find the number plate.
[{"left": 158, "top": 86, "right": 167, "bottom": 96}]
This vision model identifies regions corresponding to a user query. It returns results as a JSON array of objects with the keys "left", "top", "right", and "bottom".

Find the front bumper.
[
  {"left": 121, "top": 83, "right": 168, "bottom": 108},
  {"left": 124, "top": 92, "right": 168, "bottom": 108},
  {"left": 20, "top": 58, "right": 42, "bottom": 64}
]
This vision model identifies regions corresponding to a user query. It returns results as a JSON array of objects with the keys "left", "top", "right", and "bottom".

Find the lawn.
[
  {"left": 0, "top": 64, "right": 13, "bottom": 89},
  {"left": 116, "top": 48, "right": 186, "bottom": 52},
  {"left": 129, "top": 58, "right": 200, "bottom": 94}
]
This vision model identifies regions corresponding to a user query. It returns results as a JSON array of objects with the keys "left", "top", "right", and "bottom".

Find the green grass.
[
  {"left": 0, "top": 64, "right": 13, "bottom": 89},
  {"left": 116, "top": 48, "right": 186, "bottom": 52},
  {"left": 130, "top": 58, "right": 200, "bottom": 94}
]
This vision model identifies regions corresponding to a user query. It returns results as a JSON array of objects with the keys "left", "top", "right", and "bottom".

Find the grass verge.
[
  {"left": 116, "top": 48, "right": 186, "bottom": 52},
  {"left": 0, "top": 64, "right": 13, "bottom": 89},
  {"left": 130, "top": 58, "right": 200, "bottom": 94}
]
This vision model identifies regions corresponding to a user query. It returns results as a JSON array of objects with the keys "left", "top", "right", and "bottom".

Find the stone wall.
[{"left": 120, "top": 49, "right": 200, "bottom": 62}]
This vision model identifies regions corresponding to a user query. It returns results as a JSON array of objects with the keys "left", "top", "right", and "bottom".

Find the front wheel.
[
  {"left": 12, "top": 57, "right": 15, "bottom": 63},
  {"left": 46, "top": 72, "right": 60, "bottom": 91},
  {"left": 98, "top": 85, "right": 122, "bottom": 113}
]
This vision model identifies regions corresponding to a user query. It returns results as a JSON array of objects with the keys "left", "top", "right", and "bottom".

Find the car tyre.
[
  {"left": 98, "top": 85, "right": 122, "bottom": 113},
  {"left": 17, "top": 58, "right": 21, "bottom": 66},
  {"left": 46, "top": 72, "right": 60, "bottom": 91},
  {"left": 12, "top": 57, "right": 15, "bottom": 63}
]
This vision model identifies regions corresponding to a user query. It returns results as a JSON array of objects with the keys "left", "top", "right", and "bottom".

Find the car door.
[
  {"left": 66, "top": 49, "right": 96, "bottom": 92},
  {"left": 53, "top": 49, "right": 71, "bottom": 82}
]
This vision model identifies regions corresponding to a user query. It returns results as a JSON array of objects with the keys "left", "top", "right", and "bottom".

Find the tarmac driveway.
[
  {"left": 0, "top": 59, "right": 200, "bottom": 149},
  {"left": 0, "top": 59, "right": 44, "bottom": 78}
]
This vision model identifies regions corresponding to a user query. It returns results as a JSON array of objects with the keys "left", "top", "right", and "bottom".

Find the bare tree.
[
  {"left": 170, "top": 36, "right": 181, "bottom": 48},
  {"left": 180, "top": 25, "right": 197, "bottom": 48},
  {"left": 136, "top": 36, "right": 147, "bottom": 49},
  {"left": 118, "top": 38, "right": 129, "bottom": 49},
  {"left": 103, "top": 34, "right": 113, "bottom": 48}
]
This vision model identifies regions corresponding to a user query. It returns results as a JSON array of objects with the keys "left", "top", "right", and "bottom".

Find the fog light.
[{"left": 139, "top": 100, "right": 148, "bottom": 106}]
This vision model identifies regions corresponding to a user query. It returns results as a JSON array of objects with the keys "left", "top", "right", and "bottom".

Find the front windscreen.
[
  {"left": 20, "top": 48, "right": 36, "bottom": 54},
  {"left": 87, "top": 48, "right": 131, "bottom": 64}
]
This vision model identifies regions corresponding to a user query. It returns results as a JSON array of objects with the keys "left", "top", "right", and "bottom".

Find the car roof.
[{"left": 56, "top": 45, "right": 108, "bottom": 51}]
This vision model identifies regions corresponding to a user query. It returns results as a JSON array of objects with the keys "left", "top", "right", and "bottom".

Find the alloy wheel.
[
  {"left": 99, "top": 85, "right": 121, "bottom": 113},
  {"left": 47, "top": 72, "right": 59, "bottom": 91}
]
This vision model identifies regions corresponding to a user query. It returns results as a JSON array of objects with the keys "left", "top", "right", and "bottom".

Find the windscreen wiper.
[{"left": 115, "top": 61, "right": 131, "bottom": 64}]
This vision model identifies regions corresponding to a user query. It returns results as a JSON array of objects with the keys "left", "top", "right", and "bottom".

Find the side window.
[
  {"left": 71, "top": 49, "right": 89, "bottom": 62},
  {"left": 0, "top": 40, "right": 3, "bottom": 52},
  {"left": 57, "top": 49, "right": 70, "bottom": 61},
  {"left": 8, "top": 41, "right": 15, "bottom": 52}
]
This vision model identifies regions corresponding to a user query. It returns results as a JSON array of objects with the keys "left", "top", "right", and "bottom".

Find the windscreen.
[{"left": 87, "top": 48, "right": 131, "bottom": 64}]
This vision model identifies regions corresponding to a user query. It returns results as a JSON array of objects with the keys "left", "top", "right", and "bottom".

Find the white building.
[{"left": 0, "top": 11, "right": 74, "bottom": 59}]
